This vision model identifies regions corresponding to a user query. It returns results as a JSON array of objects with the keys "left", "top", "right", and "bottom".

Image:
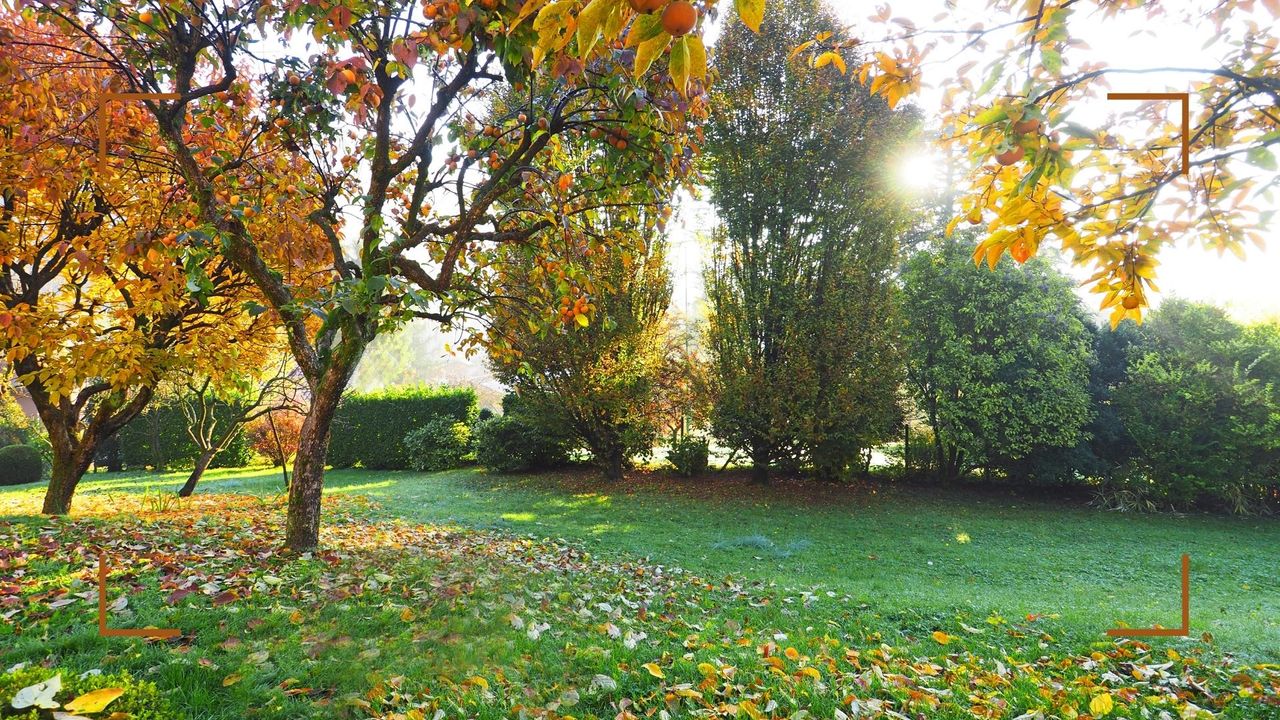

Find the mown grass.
[
  {"left": 30, "top": 464, "right": 1274, "bottom": 657},
  {"left": 1, "top": 466, "right": 1277, "bottom": 719}
]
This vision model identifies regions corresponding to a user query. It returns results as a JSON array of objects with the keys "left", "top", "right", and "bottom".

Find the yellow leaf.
[
  {"left": 575, "top": 0, "right": 608, "bottom": 58},
  {"left": 686, "top": 35, "right": 708, "bottom": 83},
  {"left": 400, "top": 607, "right": 415, "bottom": 622},
  {"left": 634, "top": 31, "right": 672, "bottom": 78},
  {"left": 669, "top": 37, "right": 691, "bottom": 96},
  {"left": 739, "top": 699, "right": 763, "bottom": 720},
  {"left": 788, "top": 39, "right": 815, "bottom": 62},
  {"left": 932, "top": 631, "right": 951, "bottom": 645},
  {"left": 575, "top": 312, "right": 590, "bottom": 328},
  {"left": 784, "top": 646, "right": 800, "bottom": 660},
  {"left": 222, "top": 673, "right": 242, "bottom": 687},
  {"left": 289, "top": 610, "right": 304, "bottom": 624},
  {"left": 467, "top": 675, "right": 489, "bottom": 689},
  {"left": 814, "top": 51, "right": 846, "bottom": 74},
  {"left": 1090, "top": 693, "right": 1114, "bottom": 716},
  {"left": 799, "top": 666, "right": 821, "bottom": 680},
  {"left": 642, "top": 662, "right": 665, "bottom": 679},
  {"left": 945, "top": 214, "right": 963, "bottom": 238},
  {"left": 734, "top": 0, "right": 765, "bottom": 33},
  {"left": 64, "top": 687, "right": 125, "bottom": 713},
  {"left": 697, "top": 662, "right": 717, "bottom": 677}
]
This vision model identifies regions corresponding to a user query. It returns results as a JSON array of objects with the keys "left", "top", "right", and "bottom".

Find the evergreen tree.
[{"left": 703, "top": 0, "right": 914, "bottom": 482}]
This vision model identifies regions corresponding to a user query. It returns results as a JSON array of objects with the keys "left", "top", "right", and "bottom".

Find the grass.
[{"left": 1, "top": 465, "right": 1277, "bottom": 719}]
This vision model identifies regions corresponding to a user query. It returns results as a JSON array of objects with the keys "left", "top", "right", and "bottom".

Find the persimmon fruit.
[
  {"left": 661, "top": 1, "right": 697, "bottom": 37},
  {"left": 995, "top": 146, "right": 1025, "bottom": 165},
  {"left": 1122, "top": 295, "right": 1141, "bottom": 310},
  {"left": 1013, "top": 117, "right": 1041, "bottom": 135}
]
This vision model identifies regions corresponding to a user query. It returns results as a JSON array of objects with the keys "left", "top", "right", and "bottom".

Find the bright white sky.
[{"left": 670, "top": 0, "right": 1280, "bottom": 323}]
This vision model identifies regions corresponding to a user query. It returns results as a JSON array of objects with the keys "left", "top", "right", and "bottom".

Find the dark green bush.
[
  {"left": 666, "top": 435, "right": 709, "bottom": 477},
  {"left": 328, "top": 386, "right": 477, "bottom": 470},
  {"left": 473, "top": 415, "right": 569, "bottom": 473},
  {"left": 0, "top": 444, "right": 42, "bottom": 486},
  {"left": 0, "top": 667, "right": 177, "bottom": 719},
  {"left": 1108, "top": 301, "right": 1280, "bottom": 513},
  {"left": 404, "top": 417, "right": 472, "bottom": 472},
  {"left": 117, "top": 401, "right": 252, "bottom": 471}
]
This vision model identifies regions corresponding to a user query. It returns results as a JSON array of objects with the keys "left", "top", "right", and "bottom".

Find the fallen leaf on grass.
[
  {"left": 63, "top": 687, "right": 124, "bottom": 713},
  {"left": 642, "top": 662, "right": 665, "bottom": 679}
]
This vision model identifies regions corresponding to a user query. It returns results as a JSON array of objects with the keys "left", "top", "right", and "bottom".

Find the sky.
[{"left": 669, "top": 0, "right": 1280, "bottom": 323}]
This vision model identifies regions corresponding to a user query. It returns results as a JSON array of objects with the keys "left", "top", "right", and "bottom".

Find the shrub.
[
  {"left": 0, "top": 666, "right": 177, "bottom": 720},
  {"left": 473, "top": 415, "right": 569, "bottom": 473},
  {"left": 328, "top": 386, "right": 477, "bottom": 470},
  {"left": 245, "top": 411, "right": 304, "bottom": 466},
  {"left": 667, "top": 434, "right": 709, "bottom": 477},
  {"left": 0, "top": 391, "right": 36, "bottom": 447},
  {"left": 0, "top": 444, "right": 42, "bottom": 486},
  {"left": 404, "top": 418, "right": 472, "bottom": 472}
]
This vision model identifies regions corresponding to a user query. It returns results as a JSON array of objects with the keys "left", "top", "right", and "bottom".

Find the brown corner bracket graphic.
[
  {"left": 96, "top": 92, "right": 180, "bottom": 174},
  {"left": 96, "top": 548, "right": 181, "bottom": 639},
  {"left": 1105, "top": 92, "right": 1190, "bottom": 176},
  {"left": 1106, "top": 553, "right": 1190, "bottom": 638}
]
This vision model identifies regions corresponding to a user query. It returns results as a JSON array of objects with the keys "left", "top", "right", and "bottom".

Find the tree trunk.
[
  {"left": 177, "top": 449, "right": 216, "bottom": 497},
  {"left": 284, "top": 378, "right": 344, "bottom": 552},
  {"left": 902, "top": 424, "right": 910, "bottom": 476},
  {"left": 750, "top": 442, "right": 770, "bottom": 485},
  {"left": 603, "top": 450, "right": 625, "bottom": 482},
  {"left": 43, "top": 443, "right": 93, "bottom": 515}
]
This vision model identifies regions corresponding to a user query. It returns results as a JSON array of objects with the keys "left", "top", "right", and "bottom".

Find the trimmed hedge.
[
  {"left": 116, "top": 401, "right": 253, "bottom": 471},
  {"left": 0, "top": 444, "right": 42, "bottom": 486},
  {"left": 328, "top": 386, "right": 477, "bottom": 470}
]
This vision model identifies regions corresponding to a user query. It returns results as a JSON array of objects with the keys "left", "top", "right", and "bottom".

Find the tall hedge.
[
  {"left": 116, "top": 401, "right": 253, "bottom": 471},
  {"left": 327, "top": 386, "right": 477, "bottom": 470}
]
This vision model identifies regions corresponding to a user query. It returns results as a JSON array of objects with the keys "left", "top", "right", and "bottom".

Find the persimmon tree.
[
  {"left": 0, "top": 15, "right": 292, "bottom": 513},
  {"left": 788, "top": 1, "right": 1280, "bottom": 327},
  {"left": 30, "top": 0, "right": 753, "bottom": 550}
]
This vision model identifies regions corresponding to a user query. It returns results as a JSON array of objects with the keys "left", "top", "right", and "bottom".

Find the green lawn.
[{"left": 1, "top": 466, "right": 1277, "bottom": 719}]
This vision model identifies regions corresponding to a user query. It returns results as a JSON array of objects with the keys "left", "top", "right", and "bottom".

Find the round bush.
[
  {"left": 403, "top": 417, "right": 472, "bottom": 472},
  {"left": 0, "top": 444, "right": 42, "bottom": 486},
  {"left": 667, "top": 435, "right": 709, "bottom": 477},
  {"left": 473, "top": 415, "right": 569, "bottom": 473}
]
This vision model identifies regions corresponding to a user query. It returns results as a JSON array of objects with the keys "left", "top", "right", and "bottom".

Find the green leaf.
[
  {"left": 1246, "top": 146, "right": 1277, "bottom": 171},
  {"left": 1059, "top": 122, "right": 1096, "bottom": 139},
  {"left": 977, "top": 60, "right": 1005, "bottom": 95},
  {"left": 626, "top": 13, "right": 665, "bottom": 48},
  {"left": 735, "top": 0, "right": 765, "bottom": 33},
  {"left": 1040, "top": 48, "right": 1062, "bottom": 74},
  {"left": 971, "top": 106, "right": 1008, "bottom": 127}
]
